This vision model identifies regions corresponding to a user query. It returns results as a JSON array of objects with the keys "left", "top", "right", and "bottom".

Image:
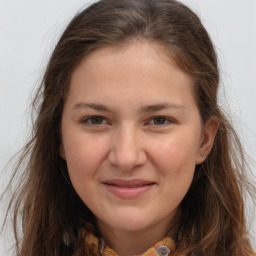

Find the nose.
[{"left": 107, "top": 125, "right": 147, "bottom": 171}]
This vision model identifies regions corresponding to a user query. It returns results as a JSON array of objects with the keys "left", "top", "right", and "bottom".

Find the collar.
[{"left": 85, "top": 233, "right": 177, "bottom": 256}]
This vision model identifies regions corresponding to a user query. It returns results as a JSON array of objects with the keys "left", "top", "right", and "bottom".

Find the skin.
[{"left": 60, "top": 41, "right": 217, "bottom": 255}]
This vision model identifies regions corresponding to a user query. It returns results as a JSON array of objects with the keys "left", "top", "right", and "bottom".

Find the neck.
[{"left": 97, "top": 217, "right": 179, "bottom": 255}]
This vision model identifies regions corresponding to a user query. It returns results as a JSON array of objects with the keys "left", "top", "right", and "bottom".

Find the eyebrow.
[
  {"left": 72, "top": 102, "right": 185, "bottom": 113},
  {"left": 72, "top": 103, "right": 113, "bottom": 112},
  {"left": 139, "top": 103, "right": 185, "bottom": 113}
]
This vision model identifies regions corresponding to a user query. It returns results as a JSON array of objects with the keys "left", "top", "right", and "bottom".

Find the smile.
[{"left": 102, "top": 179, "right": 156, "bottom": 199}]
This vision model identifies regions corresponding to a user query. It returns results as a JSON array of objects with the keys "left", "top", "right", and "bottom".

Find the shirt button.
[
  {"left": 155, "top": 245, "right": 170, "bottom": 256},
  {"left": 162, "top": 248, "right": 167, "bottom": 254}
]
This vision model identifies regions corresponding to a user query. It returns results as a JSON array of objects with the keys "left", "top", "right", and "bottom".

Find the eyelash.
[
  {"left": 80, "top": 116, "right": 174, "bottom": 127},
  {"left": 147, "top": 116, "right": 174, "bottom": 126},
  {"left": 81, "top": 116, "right": 109, "bottom": 126}
]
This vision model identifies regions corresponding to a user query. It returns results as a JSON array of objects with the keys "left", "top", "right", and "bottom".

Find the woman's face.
[{"left": 60, "top": 42, "right": 214, "bottom": 235}]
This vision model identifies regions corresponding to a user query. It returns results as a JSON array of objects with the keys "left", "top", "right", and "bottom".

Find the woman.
[{"left": 3, "top": 0, "right": 256, "bottom": 255}]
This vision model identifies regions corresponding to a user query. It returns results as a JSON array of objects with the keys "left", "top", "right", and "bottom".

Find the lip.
[{"left": 102, "top": 179, "right": 156, "bottom": 199}]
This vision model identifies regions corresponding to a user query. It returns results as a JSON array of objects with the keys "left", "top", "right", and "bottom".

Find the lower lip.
[{"left": 103, "top": 184, "right": 155, "bottom": 199}]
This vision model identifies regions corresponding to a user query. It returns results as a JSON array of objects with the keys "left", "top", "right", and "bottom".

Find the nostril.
[
  {"left": 107, "top": 132, "right": 147, "bottom": 171},
  {"left": 107, "top": 148, "right": 145, "bottom": 171}
]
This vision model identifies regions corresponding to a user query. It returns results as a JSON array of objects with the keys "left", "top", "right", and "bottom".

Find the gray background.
[{"left": 0, "top": 0, "right": 255, "bottom": 254}]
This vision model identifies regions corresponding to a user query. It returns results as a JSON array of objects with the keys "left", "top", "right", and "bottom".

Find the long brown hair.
[{"left": 2, "top": 0, "right": 255, "bottom": 255}]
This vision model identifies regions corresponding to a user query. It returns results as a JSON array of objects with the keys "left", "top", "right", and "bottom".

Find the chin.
[
  {"left": 103, "top": 210, "right": 157, "bottom": 232},
  {"left": 113, "top": 220, "right": 151, "bottom": 232}
]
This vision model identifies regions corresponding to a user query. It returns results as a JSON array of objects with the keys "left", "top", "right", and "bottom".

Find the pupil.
[
  {"left": 154, "top": 118, "right": 165, "bottom": 124},
  {"left": 92, "top": 117, "right": 103, "bottom": 124}
]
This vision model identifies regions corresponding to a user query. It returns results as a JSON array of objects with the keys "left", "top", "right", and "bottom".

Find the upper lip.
[{"left": 102, "top": 179, "right": 156, "bottom": 187}]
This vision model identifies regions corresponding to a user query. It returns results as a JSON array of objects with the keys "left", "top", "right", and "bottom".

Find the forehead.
[
  {"left": 77, "top": 40, "right": 178, "bottom": 75},
  {"left": 67, "top": 41, "right": 196, "bottom": 111}
]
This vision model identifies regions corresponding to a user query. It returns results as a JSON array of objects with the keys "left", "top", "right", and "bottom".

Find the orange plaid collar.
[{"left": 85, "top": 232, "right": 177, "bottom": 256}]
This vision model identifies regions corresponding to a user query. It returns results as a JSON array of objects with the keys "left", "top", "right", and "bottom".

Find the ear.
[
  {"left": 59, "top": 144, "right": 66, "bottom": 160},
  {"left": 196, "top": 118, "right": 219, "bottom": 165}
]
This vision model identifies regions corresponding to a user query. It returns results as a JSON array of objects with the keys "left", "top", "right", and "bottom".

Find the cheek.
[
  {"left": 151, "top": 133, "right": 200, "bottom": 173},
  {"left": 149, "top": 133, "right": 199, "bottom": 200},
  {"left": 63, "top": 135, "right": 109, "bottom": 184}
]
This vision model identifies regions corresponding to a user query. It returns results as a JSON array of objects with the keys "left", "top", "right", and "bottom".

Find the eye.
[
  {"left": 148, "top": 116, "right": 174, "bottom": 126},
  {"left": 81, "top": 116, "right": 108, "bottom": 125}
]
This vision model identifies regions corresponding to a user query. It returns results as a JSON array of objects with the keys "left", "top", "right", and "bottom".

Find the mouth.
[{"left": 102, "top": 179, "right": 156, "bottom": 199}]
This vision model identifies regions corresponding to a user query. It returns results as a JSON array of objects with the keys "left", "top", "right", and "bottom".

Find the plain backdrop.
[{"left": 0, "top": 0, "right": 256, "bottom": 255}]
